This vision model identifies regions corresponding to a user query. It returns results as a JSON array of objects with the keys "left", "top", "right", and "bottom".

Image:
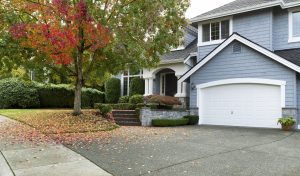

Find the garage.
[{"left": 197, "top": 79, "right": 286, "bottom": 128}]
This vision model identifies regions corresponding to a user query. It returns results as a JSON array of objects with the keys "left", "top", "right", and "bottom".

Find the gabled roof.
[
  {"left": 178, "top": 33, "right": 300, "bottom": 82},
  {"left": 161, "top": 39, "right": 197, "bottom": 63},
  {"left": 191, "top": 0, "right": 300, "bottom": 23},
  {"left": 275, "top": 48, "right": 300, "bottom": 66}
]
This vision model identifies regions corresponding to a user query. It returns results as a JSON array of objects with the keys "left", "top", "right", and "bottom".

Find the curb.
[{"left": 0, "top": 151, "right": 14, "bottom": 176}]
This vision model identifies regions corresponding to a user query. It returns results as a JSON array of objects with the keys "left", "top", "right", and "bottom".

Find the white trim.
[
  {"left": 179, "top": 33, "right": 300, "bottom": 83},
  {"left": 191, "top": 1, "right": 300, "bottom": 23},
  {"left": 298, "top": 125, "right": 300, "bottom": 129},
  {"left": 183, "top": 52, "right": 197, "bottom": 64},
  {"left": 170, "top": 45, "right": 185, "bottom": 51},
  {"left": 191, "top": 2, "right": 281, "bottom": 23},
  {"left": 196, "top": 78, "right": 286, "bottom": 108},
  {"left": 288, "top": 8, "right": 300, "bottom": 43},
  {"left": 198, "top": 17, "right": 233, "bottom": 47},
  {"left": 160, "top": 59, "right": 183, "bottom": 64}
]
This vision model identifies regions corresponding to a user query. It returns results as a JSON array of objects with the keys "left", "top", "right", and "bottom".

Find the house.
[{"left": 120, "top": 0, "right": 300, "bottom": 129}]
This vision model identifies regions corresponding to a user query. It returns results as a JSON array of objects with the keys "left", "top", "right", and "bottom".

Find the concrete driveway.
[{"left": 70, "top": 126, "right": 300, "bottom": 176}]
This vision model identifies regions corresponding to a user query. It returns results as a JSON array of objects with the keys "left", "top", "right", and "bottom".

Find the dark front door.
[{"left": 165, "top": 73, "right": 177, "bottom": 96}]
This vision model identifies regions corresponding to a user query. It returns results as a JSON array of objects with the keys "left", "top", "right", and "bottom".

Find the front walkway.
[{"left": 0, "top": 115, "right": 112, "bottom": 176}]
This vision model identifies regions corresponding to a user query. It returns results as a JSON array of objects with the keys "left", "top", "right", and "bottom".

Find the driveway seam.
[
  {"left": 0, "top": 150, "right": 15, "bottom": 176},
  {"left": 64, "top": 145, "right": 115, "bottom": 176},
  {"left": 138, "top": 131, "right": 296, "bottom": 176}
]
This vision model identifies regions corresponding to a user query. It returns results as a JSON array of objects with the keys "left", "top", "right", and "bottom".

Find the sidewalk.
[{"left": 0, "top": 115, "right": 112, "bottom": 176}]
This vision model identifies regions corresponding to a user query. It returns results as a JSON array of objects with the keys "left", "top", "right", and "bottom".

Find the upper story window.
[
  {"left": 199, "top": 17, "right": 232, "bottom": 46},
  {"left": 289, "top": 8, "right": 300, "bottom": 43}
]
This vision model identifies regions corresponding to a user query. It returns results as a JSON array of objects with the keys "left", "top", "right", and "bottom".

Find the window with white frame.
[
  {"left": 121, "top": 69, "right": 143, "bottom": 96},
  {"left": 289, "top": 9, "right": 300, "bottom": 43},
  {"left": 199, "top": 18, "right": 232, "bottom": 46}
]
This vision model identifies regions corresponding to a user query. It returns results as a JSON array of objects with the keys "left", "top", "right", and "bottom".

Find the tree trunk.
[
  {"left": 73, "top": 53, "right": 83, "bottom": 115},
  {"left": 73, "top": 74, "right": 82, "bottom": 115},
  {"left": 73, "top": 26, "right": 84, "bottom": 116}
]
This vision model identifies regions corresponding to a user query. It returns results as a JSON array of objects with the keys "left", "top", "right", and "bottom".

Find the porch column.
[
  {"left": 182, "top": 82, "right": 188, "bottom": 97},
  {"left": 144, "top": 79, "right": 149, "bottom": 96},
  {"left": 148, "top": 78, "right": 154, "bottom": 95},
  {"left": 144, "top": 78, "right": 154, "bottom": 96}
]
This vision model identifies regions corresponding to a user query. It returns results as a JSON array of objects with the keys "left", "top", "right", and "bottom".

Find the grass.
[{"left": 0, "top": 109, "right": 119, "bottom": 134}]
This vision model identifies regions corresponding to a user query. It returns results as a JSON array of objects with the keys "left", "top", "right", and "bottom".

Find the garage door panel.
[{"left": 199, "top": 84, "right": 282, "bottom": 128}]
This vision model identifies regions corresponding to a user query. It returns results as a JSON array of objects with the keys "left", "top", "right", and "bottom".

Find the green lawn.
[{"left": 0, "top": 109, "right": 118, "bottom": 134}]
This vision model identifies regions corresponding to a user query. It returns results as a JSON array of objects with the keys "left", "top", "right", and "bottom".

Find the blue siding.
[
  {"left": 198, "top": 9, "right": 273, "bottom": 62},
  {"left": 273, "top": 7, "right": 300, "bottom": 50},
  {"left": 233, "top": 9, "right": 273, "bottom": 50},
  {"left": 198, "top": 44, "right": 218, "bottom": 62},
  {"left": 190, "top": 42, "right": 297, "bottom": 108}
]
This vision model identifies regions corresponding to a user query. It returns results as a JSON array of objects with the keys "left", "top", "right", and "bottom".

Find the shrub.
[
  {"left": 96, "top": 104, "right": 113, "bottom": 116},
  {"left": 37, "top": 84, "right": 104, "bottom": 108},
  {"left": 152, "top": 118, "right": 189, "bottom": 127},
  {"left": 146, "top": 103, "right": 159, "bottom": 109},
  {"left": 136, "top": 103, "right": 145, "bottom": 109},
  {"left": 183, "top": 115, "right": 199, "bottom": 125},
  {"left": 129, "top": 94, "right": 144, "bottom": 104},
  {"left": 129, "top": 77, "right": 144, "bottom": 96},
  {"left": 36, "top": 84, "right": 74, "bottom": 108},
  {"left": 277, "top": 117, "right": 296, "bottom": 126},
  {"left": 119, "top": 96, "right": 130, "bottom": 103},
  {"left": 135, "top": 108, "right": 141, "bottom": 117},
  {"left": 0, "top": 78, "right": 40, "bottom": 108},
  {"left": 158, "top": 105, "right": 173, "bottom": 110},
  {"left": 112, "top": 103, "right": 135, "bottom": 110},
  {"left": 145, "top": 95, "right": 181, "bottom": 105},
  {"left": 82, "top": 88, "right": 105, "bottom": 108},
  {"left": 105, "top": 78, "right": 121, "bottom": 103}
]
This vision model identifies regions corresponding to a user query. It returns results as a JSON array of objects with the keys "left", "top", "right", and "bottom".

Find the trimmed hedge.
[
  {"left": 37, "top": 84, "right": 74, "bottom": 108},
  {"left": 129, "top": 94, "right": 144, "bottom": 104},
  {"left": 119, "top": 96, "right": 130, "bottom": 103},
  {"left": 105, "top": 78, "right": 121, "bottom": 103},
  {"left": 0, "top": 78, "right": 104, "bottom": 109},
  {"left": 81, "top": 88, "right": 105, "bottom": 108},
  {"left": 129, "top": 77, "right": 144, "bottom": 96},
  {"left": 37, "top": 85, "right": 104, "bottom": 108},
  {"left": 0, "top": 78, "right": 40, "bottom": 108},
  {"left": 183, "top": 115, "right": 199, "bottom": 125},
  {"left": 152, "top": 118, "right": 189, "bottom": 127}
]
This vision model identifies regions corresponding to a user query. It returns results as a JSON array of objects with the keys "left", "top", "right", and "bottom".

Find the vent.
[{"left": 233, "top": 43, "right": 242, "bottom": 53}]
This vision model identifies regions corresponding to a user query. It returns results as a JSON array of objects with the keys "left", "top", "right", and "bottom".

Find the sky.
[{"left": 186, "top": 0, "right": 235, "bottom": 18}]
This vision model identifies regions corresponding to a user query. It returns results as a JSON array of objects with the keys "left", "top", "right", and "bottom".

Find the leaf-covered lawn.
[{"left": 0, "top": 109, "right": 118, "bottom": 134}]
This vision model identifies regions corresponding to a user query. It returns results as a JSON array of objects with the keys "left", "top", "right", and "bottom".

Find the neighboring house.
[{"left": 121, "top": 0, "right": 300, "bottom": 129}]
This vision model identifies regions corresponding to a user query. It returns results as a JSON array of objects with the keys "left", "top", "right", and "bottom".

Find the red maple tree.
[{"left": 10, "top": 0, "right": 111, "bottom": 115}]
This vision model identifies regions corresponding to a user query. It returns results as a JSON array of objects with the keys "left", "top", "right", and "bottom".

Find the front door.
[{"left": 161, "top": 73, "right": 177, "bottom": 96}]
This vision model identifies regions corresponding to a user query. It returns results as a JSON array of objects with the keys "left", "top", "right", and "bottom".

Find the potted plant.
[{"left": 277, "top": 117, "right": 296, "bottom": 131}]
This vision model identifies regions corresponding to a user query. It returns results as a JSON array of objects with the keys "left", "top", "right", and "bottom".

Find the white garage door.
[{"left": 199, "top": 84, "right": 282, "bottom": 128}]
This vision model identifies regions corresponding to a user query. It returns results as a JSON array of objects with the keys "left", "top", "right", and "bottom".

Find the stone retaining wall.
[{"left": 140, "top": 107, "right": 190, "bottom": 126}]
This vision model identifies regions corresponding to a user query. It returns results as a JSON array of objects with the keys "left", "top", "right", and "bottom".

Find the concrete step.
[
  {"left": 113, "top": 114, "right": 139, "bottom": 119},
  {"left": 112, "top": 110, "right": 136, "bottom": 115},
  {"left": 115, "top": 121, "right": 141, "bottom": 126},
  {"left": 114, "top": 118, "right": 140, "bottom": 122}
]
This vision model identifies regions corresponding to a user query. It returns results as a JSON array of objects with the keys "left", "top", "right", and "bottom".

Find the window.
[
  {"left": 289, "top": 9, "right": 300, "bottom": 43},
  {"left": 199, "top": 18, "right": 232, "bottom": 46},
  {"left": 293, "top": 12, "right": 300, "bottom": 37},
  {"left": 121, "top": 69, "right": 143, "bottom": 96}
]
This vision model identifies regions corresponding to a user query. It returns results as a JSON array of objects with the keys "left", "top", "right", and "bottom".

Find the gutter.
[{"left": 191, "top": 1, "right": 300, "bottom": 23}]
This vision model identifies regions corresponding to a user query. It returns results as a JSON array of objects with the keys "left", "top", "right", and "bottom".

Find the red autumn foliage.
[{"left": 9, "top": 0, "right": 111, "bottom": 65}]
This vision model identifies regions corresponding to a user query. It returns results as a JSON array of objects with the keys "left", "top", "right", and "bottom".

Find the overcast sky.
[{"left": 186, "top": 0, "right": 235, "bottom": 18}]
